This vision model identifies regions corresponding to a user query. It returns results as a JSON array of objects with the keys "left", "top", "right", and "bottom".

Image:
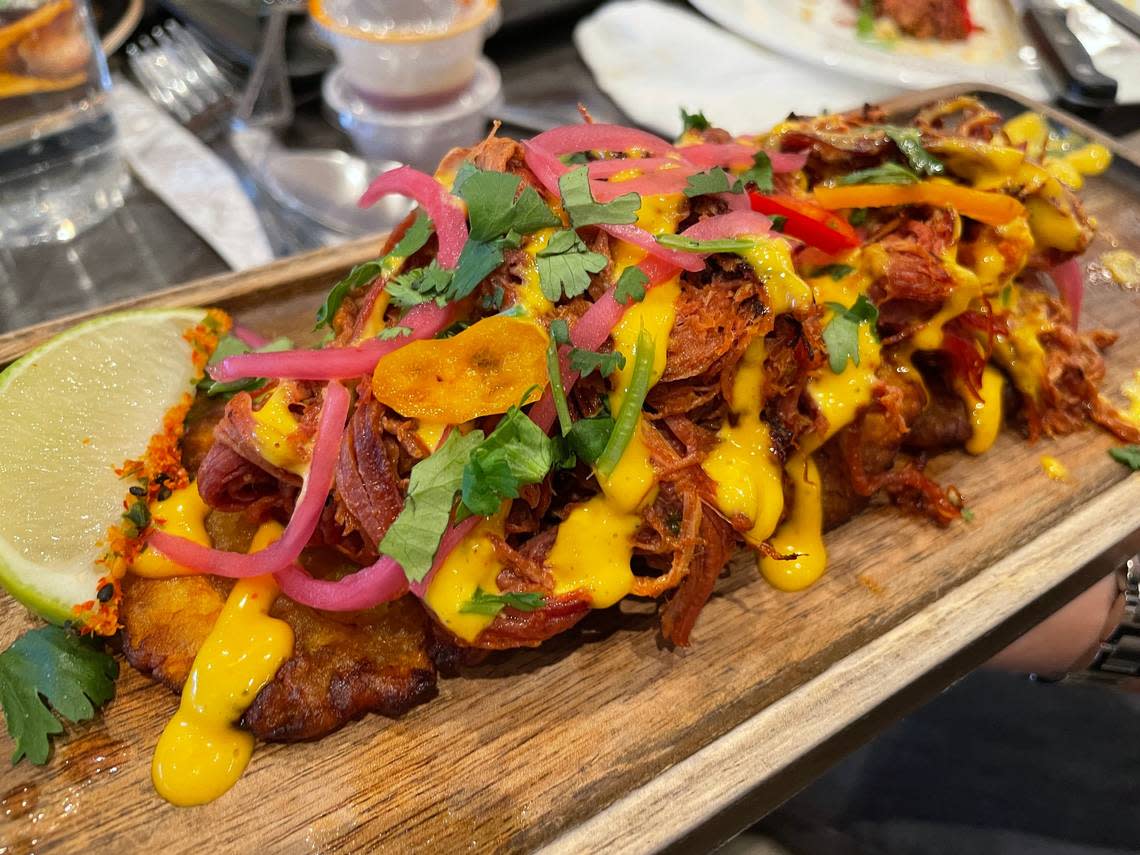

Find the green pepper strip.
[
  {"left": 546, "top": 338, "right": 573, "bottom": 437},
  {"left": 596, "top": 327, "right": 654, "bottom": 477}
]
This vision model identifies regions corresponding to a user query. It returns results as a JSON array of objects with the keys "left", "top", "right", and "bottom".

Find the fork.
[{"left": 125, "top": 21, "right": 235, "bottom": 137}]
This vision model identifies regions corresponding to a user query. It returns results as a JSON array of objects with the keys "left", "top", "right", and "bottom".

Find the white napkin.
[
  {"left": 574, "top": 0, "right": 905, "bottom": 138},
  {"left": 110, "top": 80, "right": 274, "bottom": 271}
]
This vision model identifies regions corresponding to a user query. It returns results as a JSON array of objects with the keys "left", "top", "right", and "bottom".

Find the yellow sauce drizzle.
[
  {"left": 131, "top": 482, "right": 211, "bottom": 578},
  {"left": 1101, "top": 250, "right": 1140, "bottom": 289},
  {"left": 251, "top": 385, "right": 308, "bottom": 476},
  {"left": 1040, "top": 455, "right": 1068, "bottom": 481},
  {"left": 548, "top": 495, "right": 641, "bottom": 607},
  {"left": 962, "top": 366, "right": 1005, "bottom": 455},
  {"left": 1121, "top": 370, "right": 1140, "bottom": 426},
  {"left": 517, "top": 227, "right": 558, "bottom": 317},
  {"left": 152, "top": 522, "right": 293, "bottom": 806},
  {"left": 702, "top": 339, "right": 784, "bottom": 544},
  {"left": 740, "top": 238, "right": 812, "bottom": 315},
  {"left": 423, "top": 513, "right": 508, "bottom": 643},
  {"left": 760, "top": 453, "right": 826, "bottom": 592}
]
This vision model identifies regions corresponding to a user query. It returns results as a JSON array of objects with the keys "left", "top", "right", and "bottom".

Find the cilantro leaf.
[
  {"left": 848, "top": 208, "right": 868, "bottom": 226},
  {"left": 883, "top": 126, "right": 944, "bottom": 177},
  {"left": 314, "top": 215, "right": 431, "bottom": 330},
  {"left": 961, "top": 508, "right": 976, "bottom": 522},
  {"left": 614, "top": 266, "right": 648, "bottom": 305},
  {"left": 569, "top": 347, "right": 625, "bottom": 378},
  {"left": 560, "top": 152, "right": 590, "bottom": 166},
  {"left": 559, "top": 167, "right": 641, "bottom": 228},
  {"left": 822, "top": 295, "right": 879, "bottom": 373},
  {"left": 535, "top": 229, "right": 608, "bottom": 302},
  {"left": 379, "top": 429, "right": 485, "bottom": 581},
  {"left": 684, "top": 167, "right": 732, "bottom": 198},
  {"left": 461, "top": 407, "right": 556, "bottom": 516},
  {"left": 566, "top": 409, "right": 615, "bottom": 465},
  {"left": 459, "top": 587, "right": 545, "bottom": 616},
  {"left": 656, "top": 233, "right": 756, "bottom": 254},
  {"left": 1109, "top": 445, "right": 1140, "bottom": 471},
  {"left": 769, "top": 215, "right": 788, "bottom": 232},
  {"left": 450, "top": 239, "right": 506, "bottom": 302},
  {"left": 680, "top": 108, "right": 711, "bottom": 135},
  {"left": 199, "top": 334, "right": 294, "bottom": 398},
  {"left": 837, "top": 162, "right": 919, "bottom": 186},
  {"left": 809, "top": 263, "right": 856, "bottom": 281},
  {"left": 1000, "top": 284, "right": 1013, "bottom": 306},
  {"left": 0, "top": 626, "right": 118, "bottom": 765},
  {"left": 386, "top": 261, "right": 456, "bottom": 308},
  {"left": 453, "top": 168, "right": 560, "bottom": 241},
  {"left": 734, "top": 151, "right": 774, "bottom": 194},
  {"left": 377, "top": 325, "right": 412, "bottom": 341}
]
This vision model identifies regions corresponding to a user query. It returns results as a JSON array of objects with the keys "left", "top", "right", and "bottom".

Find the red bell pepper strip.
[{"left": 748, "top": 191, "right": 861, "bottom": 255}]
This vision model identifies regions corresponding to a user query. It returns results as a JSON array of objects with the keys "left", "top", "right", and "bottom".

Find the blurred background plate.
[
  {"left": 96, "top": 0, "right": 144, "bottom": 55},
  {"left": 690, "top": 0, "right": 1050, "bottom": 100}
]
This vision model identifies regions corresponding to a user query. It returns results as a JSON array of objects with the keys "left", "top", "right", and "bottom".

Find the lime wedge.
[{"left": 0, "top": 308, "right": 210, "bottom": 625}]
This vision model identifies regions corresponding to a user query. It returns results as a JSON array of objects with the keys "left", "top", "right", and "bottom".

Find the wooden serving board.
[{"left": 3, "top": 86, "right": 1140, "bottom": 854}]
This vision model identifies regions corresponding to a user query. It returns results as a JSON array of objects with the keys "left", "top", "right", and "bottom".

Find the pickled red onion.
[
  {"left": 679, "top": 143, "right": 808, "bottom": 173},
  {"left": 231, "top": 325, "right": 269, "bottom": 349},
  {"left": 680, "top": 211, "right": 773, "bottom": 241},
  {"left": 357, "top": 165, "right": 468, "bottom": 269},
  {"left": 209, "top": 301, "right": 458, "bottom": 382},
  {"left": 530, "top": 123, "right": 674, "bottom": 156},
  {"left": 591, "top": 169, "right": 693, "bottom": 201},
  {"left": 587, "top": 157, "right": 682, "bottom": 179},
  {"left": 1049, "top": 258, "right": 1084, "bottom": 328},
  {"left": 147, "top": 382, "right": 349, "bottom": 577}
]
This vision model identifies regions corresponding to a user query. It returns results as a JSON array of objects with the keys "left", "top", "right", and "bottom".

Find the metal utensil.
[
  {"left": 125, "top": 20, "right": 235, "bottom": 137},
  {"left": 1017, "top": 0, "right": 1118, "bottom": 110}
]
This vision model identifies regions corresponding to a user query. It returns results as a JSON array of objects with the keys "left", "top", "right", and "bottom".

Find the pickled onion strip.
[
  {"left": 600, "top": 224, "right": 705, "bottom": 271},
  {"left": 586, "top": 157, "right": 682, "bottom": 179},
  {"left": 357, "top": 165, "right": 468, "bottom": 269},
  {"left": 209, "top": 301, "right": 458, "bottom": 382},
  {"left": 591, "top": 169, "right": 693, "bottom": 201},
  {"left": 530, "top": 123, "right": 674, "bottom": 156},
  {"left": 231, "top": 325, "right": 269, "bottom": 349},
  {"left": 679, "top": 143, "right": 808, "bottom": 173},
  {"left": 1049, "top": 258, "right": 1084, "bottom": 328},
  {"left": 276, "top": 556, "right": 407, "bottom": 611},
  {"left": 148, "top": 382, "right": 349, "bottom": 578},
  {"left": 679, "top": 211, "right": 773, "bottom": 240}
]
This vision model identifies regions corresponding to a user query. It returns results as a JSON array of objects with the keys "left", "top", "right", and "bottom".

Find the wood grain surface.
[{"left": 2, "top": 88, "right": 1139, "bottom": 854}]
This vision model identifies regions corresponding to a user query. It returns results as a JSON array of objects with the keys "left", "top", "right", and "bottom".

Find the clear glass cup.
[{"left": 0, "top": 0, "right": 129, "bottom": 248}]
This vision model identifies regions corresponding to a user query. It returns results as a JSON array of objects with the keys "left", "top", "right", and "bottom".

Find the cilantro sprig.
[
  {"left": 837, "top": 162, "right": 919, "bottom": 186},
  {"left": 0, "top": 627, "right": 118, "bottom": 765},
  {"left": 378, "top": 430, "right": 485, "bottom": 581},
  {"left": 808, "top": 263, "right": 856, "bottom": 282},
  {"left": 1109, "top": 445, "right": 1140, "bottom": 470},
  {"left": 614, "top": 266, "right": 648, "bottom": 304},
  {"left": 734, "top": 151, "right": 774, "bottom": 194},
  {"left": 656, "top": 234, "right": 756, "bottom": 254},
  {"left": 822, "top": 295, "right": 879, "bottom": 373},
  {"left": 315, "top": 214, "right": 431, "bottom": 330},
  {"left": 460, "top": 407, "right": 557, "bottom": 517},
  {"left": 459, "top": 587, "right": 545, "bottom": 616},
  {"left": 683, "top": 167, "right": 732, "bottom": 198},
  {"left": 536, "top": 230, "right": 608, "bottom": 302},
  {"left": 559, "top": 167, "right": 641, "bottom": 228},
  {"left": 679, "top": 108, "right": 711, "bottom": 135}
]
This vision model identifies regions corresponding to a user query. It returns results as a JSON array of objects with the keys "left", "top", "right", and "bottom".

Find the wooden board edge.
[
  {"left": 540, "top": 474, "right": 1140, "bottom": 855},
  {"left": 0, "top": 234, "right": 387, "bottom": 364}
]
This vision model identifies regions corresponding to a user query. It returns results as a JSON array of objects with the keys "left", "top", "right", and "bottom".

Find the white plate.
[
  {"left": 574, "top": 0, "right": 903, "bottom": 138},
  {"left": 690, "top": 0, "right": 1050, "bottom": 100}
]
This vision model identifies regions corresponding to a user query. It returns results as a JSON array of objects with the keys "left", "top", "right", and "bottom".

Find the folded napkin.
[
  {"left": 110, "top": 80, "right": 274, "bottom": 271},
  {"left": 574, "top": 0, "right": 904, "bottom": 138}
]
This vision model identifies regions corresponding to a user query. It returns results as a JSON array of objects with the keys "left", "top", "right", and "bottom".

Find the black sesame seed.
[
  {"left": 128, "top": 486, "right": 146, "bottom": 497},
  {"left": 97, "top": 584, "right": 115, "bottom": 603}
]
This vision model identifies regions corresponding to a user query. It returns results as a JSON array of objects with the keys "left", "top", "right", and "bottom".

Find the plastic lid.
[
  {"left": 310, "top": 0, "right": 498, "bottom": 43},
  {"left": 323, "top": 55, "right": 502, "bottom": 130}
]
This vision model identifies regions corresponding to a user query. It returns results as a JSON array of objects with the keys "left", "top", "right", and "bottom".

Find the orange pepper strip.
[
  {"left": 812, "top": 181, "right": 1025, "bottom": 227},
  {"left": 372, "top": 315, "right": 549, "bottom": 422}
]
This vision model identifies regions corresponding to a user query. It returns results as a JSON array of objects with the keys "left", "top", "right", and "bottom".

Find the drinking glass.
[{"left": 0, "top": 0, "right": 129, "bottom": 248}]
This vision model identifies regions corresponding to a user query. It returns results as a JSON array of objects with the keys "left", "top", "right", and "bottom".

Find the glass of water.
[{"left": 0, "top": 0, "right": 129, "bottom": 248}]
